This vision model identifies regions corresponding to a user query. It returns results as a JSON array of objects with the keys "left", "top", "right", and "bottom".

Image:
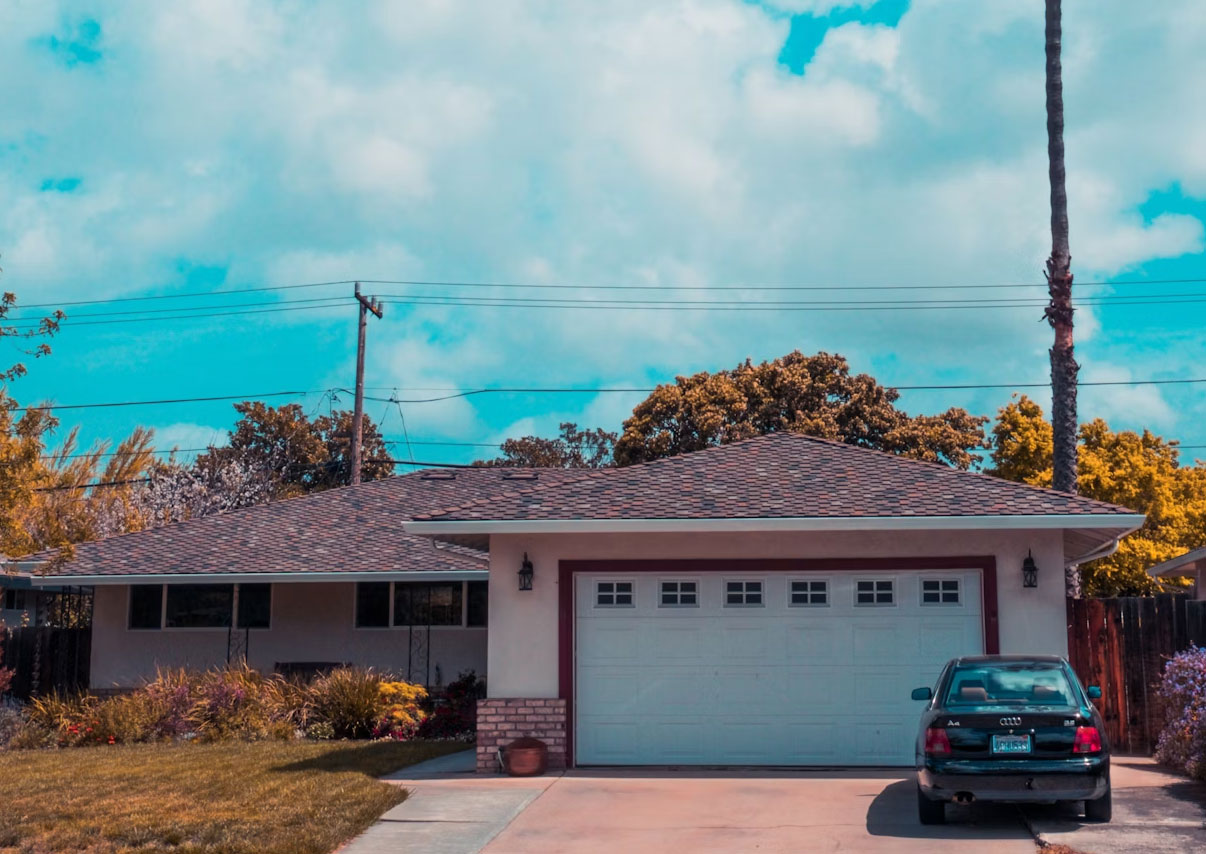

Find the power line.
[
  {"left": 18, "top": 280, "right": 357, "bottom": 309},
  {"left": 14, "top": 390, "right": 317, "bottom": 412},
  {"left": 17, "top": 274, "right": 1206, "bottom": 314}
]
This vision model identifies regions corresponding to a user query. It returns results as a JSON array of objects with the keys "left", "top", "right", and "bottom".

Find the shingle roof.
[
  {"left": 412, "top": 432, "right": 1138, "bottom": 522},
  {"left": 26, "top": 468, "right": 589, "bottom": 578}
]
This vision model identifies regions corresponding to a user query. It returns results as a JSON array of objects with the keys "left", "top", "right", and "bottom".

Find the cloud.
[{"left": 1, "top": 0, "right": 1205, "bottom": 453}]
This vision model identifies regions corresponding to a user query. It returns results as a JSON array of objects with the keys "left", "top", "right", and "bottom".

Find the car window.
[{"left": 943, "top": 663, "right": 1076, "bottom": 707}]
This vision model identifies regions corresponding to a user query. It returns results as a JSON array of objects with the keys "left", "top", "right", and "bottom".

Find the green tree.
[
  {"left": 474, "top": 422, "right": 617, "bottom": 468},
  {"left": 988, "top": 395, "right": 1206, "bottom": 596},
  {"left": 613, "top": 351, "right": 989, "bottom": 468},
  {"left": 195, "top": 402, "right": 393, "bottom": 494}
]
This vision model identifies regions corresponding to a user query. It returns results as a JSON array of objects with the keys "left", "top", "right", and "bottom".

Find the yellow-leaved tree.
[{"left": 988, "top": 395, "right": 1206, "bottom": 596}]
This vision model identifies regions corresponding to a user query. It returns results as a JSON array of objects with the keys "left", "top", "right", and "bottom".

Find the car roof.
[{"left": 950, "top": 654, "right": 1068, "bottom": 666}]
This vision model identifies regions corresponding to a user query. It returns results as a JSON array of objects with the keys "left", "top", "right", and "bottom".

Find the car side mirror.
[
  {"left": 911, "top": 687, "right": 933, "bottom": 701},
  {"left": 1087, "top": 685, "right": 1102, "bottom": 700}
]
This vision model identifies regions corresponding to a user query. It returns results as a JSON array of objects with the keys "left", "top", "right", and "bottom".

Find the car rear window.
[{"left": 943, "top": 663, "right": 1076, "bottom": 707}]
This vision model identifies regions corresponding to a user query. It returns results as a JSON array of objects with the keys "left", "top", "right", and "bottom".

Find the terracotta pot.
[{"left": 504, "top": 737, "right": 548, "bottom": 776}]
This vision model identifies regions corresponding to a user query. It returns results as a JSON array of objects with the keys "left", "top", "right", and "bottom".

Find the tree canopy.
[
  {"left": 194, "top": 401, "right": 393, "bottom": 494},
  {"left": 613, "top": 351, "right": 989, "bottom": 468},
  {"left": 473, "top": 422, "right": 616, "bottom": 468},
  {"left": 988, "top": 395, "right": 1206, "bottom": 596}
]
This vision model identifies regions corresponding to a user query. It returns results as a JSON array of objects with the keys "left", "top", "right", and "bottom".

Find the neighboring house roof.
[
  {"left": 23, "top": 468, "right": 588, "bottom": 583},
  {"left": 1147, "top": 546, "right": 1206, "bottom": 579},
  {"left": 404, "top": 433, "right": 1144, "bottom": 563}
]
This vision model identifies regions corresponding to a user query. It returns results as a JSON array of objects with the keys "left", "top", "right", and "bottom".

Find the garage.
[{"left": 575, "top": 569, "right": 984, "bottom": 766}]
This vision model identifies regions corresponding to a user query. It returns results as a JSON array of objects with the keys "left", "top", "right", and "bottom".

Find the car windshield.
[{"left": 943, "top": 662, "right": 1077, "bottom": 707}]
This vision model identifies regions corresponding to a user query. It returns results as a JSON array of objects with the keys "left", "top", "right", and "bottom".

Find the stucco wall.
[
  {"left": 485, "top": 528, "right": 1067, "bottom": 698},
  {"left": 89, "top": 582, "right": 486, "bottom": 689}
]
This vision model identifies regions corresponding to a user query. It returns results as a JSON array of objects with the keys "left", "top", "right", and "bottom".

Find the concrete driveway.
[
  {"left": 346, "top": 752, "right": 1206, "bottom": 854},
  {"left": 350, "top": 752, "right": 1034, "bottom": 854},
  {"left": 481, "top": 768, "right": 1035, "bottom": 854}
]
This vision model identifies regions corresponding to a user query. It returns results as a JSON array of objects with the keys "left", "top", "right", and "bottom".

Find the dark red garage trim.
[{"left": 557, "top": 556, "right": 999, "bottom": 768}]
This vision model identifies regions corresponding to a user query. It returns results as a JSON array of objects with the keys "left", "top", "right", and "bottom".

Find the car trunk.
[{"left": 940, "top": 709, "right": 1088, "bottom": 759}]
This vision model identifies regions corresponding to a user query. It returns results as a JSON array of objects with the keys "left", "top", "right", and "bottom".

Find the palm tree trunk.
[{"left": 1044, "top": 0, "right": 1080, "bottom": 594}]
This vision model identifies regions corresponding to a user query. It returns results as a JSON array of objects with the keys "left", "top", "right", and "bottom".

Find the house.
[
  {"left": 1147, "top": 547, "right": 1205, "bottom": 597},
  {"left": 22, "top": 432, "right": 1143, "bottom": 769},
  {"left": 19, "top": 468, "right": 582, "bottom": 690},
  {"left": 400, "top": 432, "right": 1144, "bottom": 770}
]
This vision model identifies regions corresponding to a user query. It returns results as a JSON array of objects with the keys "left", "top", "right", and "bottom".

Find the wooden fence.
[{"left": 1066, "top": 595, "right": 1206, "bottom": 754}]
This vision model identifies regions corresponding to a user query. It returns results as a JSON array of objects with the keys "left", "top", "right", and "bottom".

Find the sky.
[{"left": 2, "top": 0, "right": 1205, "bottom": 469}]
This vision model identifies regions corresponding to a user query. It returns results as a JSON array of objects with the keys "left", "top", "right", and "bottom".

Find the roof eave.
[
  {"left": 404, "top": 514, "right": 1147, "bottom": 536},
  {"left": 29, "top": 569, "right": 490, "bottom": 586},
  {"left": 1147, "top": 546, "right": 1206, "bottom": 578}
]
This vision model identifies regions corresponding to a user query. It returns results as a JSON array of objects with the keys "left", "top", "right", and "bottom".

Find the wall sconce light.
[
  {"left": 518, "top": 553, "right": 534, "bottom": 591},
  {"left": 1022, "top": 550, "right": 1039, "bottom": 588}
]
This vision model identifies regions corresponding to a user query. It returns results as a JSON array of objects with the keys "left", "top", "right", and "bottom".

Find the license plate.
[{"left": 992, "top": 734, "right": 1032, "bottom": 754}]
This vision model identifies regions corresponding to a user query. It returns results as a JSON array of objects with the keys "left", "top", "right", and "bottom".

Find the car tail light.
[
  {"left": 924, "top": 727, "right": 951, "bottom": 756},
  {"left": 1073, "top": 726, "right": 1102, "bottom": 754}
]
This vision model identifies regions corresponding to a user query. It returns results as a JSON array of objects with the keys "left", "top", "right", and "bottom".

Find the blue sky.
[{"left": 2, "top": 0, "right": 1205, "bottom": 468}]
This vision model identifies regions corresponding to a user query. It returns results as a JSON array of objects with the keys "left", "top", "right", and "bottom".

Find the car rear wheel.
[
  {"left": 917, "top": 785, "right": 946, "bottom": 825},
  {"left": 1084, "top": 786, "right": 1112, "bottom": 822}
]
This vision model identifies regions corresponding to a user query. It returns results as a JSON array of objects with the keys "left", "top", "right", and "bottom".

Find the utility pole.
[
  {"left": 1045, "top": 0, "right": 1078, "bottom": 503},
  {"left": 351, "top": 282, "right": 383, "bottom": 485}
]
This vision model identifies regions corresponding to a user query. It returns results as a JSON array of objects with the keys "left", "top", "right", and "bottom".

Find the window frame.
[
  {"left": 163, "top": 584, "right": 235, "bottom": 631},
  {"left": 657, "top": 578, "right": 700, "bottom": 609},
  {"left": 787, "top": 577, "right": 830, "bottom": 608},
  {"left": 593, "top": 579, "right": 636, "bottom": 609},
  {"left": 723, "top": 578, "right": 765, "bottom": 608},
  {"left": 854, "top": 577, "right": 896, "bottom": 608},
  {"left": 353, "top": 580, "right": 488, "bottom": 629},
  {"left": 920, "top": 577, "right": 962, "bottom": 607}
]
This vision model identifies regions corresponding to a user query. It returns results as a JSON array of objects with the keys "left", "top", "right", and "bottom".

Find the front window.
[
  {"left": 944, "top": 663, "right": 1077, "bottom": 707},
  {"left": 165, "top": 584, "right": 234, "bottom": 628}
]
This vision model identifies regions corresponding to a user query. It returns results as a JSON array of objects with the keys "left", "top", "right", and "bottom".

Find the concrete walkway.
[
  {"left": 1024, "top": 757, "right": 1206, "bottom": 854},
  {"left": 339, "top": 749, "right": 556, "bottom": 854}
]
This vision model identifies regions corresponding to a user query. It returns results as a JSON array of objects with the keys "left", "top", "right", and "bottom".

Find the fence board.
[{"left": 1066, "top": 594, "right": 1206, "bottom": 754}]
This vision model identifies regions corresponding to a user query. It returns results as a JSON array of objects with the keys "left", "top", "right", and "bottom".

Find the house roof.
[
  {"left": 1147, "top": 546, "right": 1206, "bottom": 578},
  {"left": 21, "top": 468, "right": 588, "bottom": 583},
  {"left": 410, "top": 432, "right": 1140, "bottom": 523}
]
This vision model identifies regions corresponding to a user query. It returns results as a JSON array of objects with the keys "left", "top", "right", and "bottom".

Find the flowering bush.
[
  {"left": 0, "top": 635, "right": 13, "bottom": 696},
  {"left": 374, "top": 681, "right": 427, "bottom": 740},
  {"left": 417, "top": 670, "right": 483, "bottom": 740},
  {"left": 1154, "top": 645, "right": 1206, "bottom": 780}
]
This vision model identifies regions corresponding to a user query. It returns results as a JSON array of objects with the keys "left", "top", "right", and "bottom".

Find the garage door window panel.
[
  {"left": 855, "top": 578, "right": 895, "bottom": 607},
  {"left": 659, "top": 580, "right": 699, "bottom": 608},
  {"left": 921, "top": 578, "right": 961, "bottom": 606},
  {"left": 595, "top": 580, "right": 634, "bottom": 608},
  {"left": 789, "top": 579, "right": 829, "bottom": 607},
  {"left": 725, "top": 580, "right": 764, "bottom": 607}
]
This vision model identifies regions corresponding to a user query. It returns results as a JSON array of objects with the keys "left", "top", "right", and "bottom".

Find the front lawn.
[{"left": 0, "top": 739, "right": 468, "bottom": 854}]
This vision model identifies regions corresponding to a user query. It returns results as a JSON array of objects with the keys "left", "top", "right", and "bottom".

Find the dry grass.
[{"left": 0, "top": 739, "right": 467, "bottom": 854}]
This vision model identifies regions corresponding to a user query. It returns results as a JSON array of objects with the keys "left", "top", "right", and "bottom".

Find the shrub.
[
  {"left": 375, "top": 680, "right": 427, "bottom": 740},
  {"left": 0, "top": 635, "right": 12, "bottom": 696},
  {"left": 306, "top": 720, "right": 335, "bottom": 740},
  {"left": 307, "top": 668, "right": 387, "bottom": 739},
  {"left": 417, "top": 670, "right": 483, "bottom": 740},
  {"left": 1154, "top": 645, "right": 1206, "bottom": 780},
  {"left": 0, "top": 700, "right": 27, "bottom": 748}
]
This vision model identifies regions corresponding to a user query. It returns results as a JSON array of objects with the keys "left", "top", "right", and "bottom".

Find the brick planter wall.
[{"left": 476, "top": 698, "right": 567, "bottom": 774}]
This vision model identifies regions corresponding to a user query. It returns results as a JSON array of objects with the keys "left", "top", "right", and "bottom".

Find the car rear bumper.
[{"left": 918, "top": 757, "right": 1109, "bottom": 803}]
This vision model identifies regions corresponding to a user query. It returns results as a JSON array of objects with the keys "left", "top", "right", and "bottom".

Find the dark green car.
[{"left": 912, "top": 655, "right": 1110, "bottom": 825}]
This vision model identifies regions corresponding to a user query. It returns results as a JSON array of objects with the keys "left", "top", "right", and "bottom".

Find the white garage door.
[{"left": 575, "top": 570, "right": 983, "bottom": 766}]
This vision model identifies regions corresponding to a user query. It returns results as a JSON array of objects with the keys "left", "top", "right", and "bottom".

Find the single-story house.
[
  {"left": 1147, "top": 546, "right": 1205, "bottom": 597},
  {"left": 400, "top": 432, "right": 1143, "bottom": 770},
  {"left": 22, "top": 432, "right": 1143, "bottom": 770},
  {"left": 18, "top": 468, "right": 582, "bottom": 689}
]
